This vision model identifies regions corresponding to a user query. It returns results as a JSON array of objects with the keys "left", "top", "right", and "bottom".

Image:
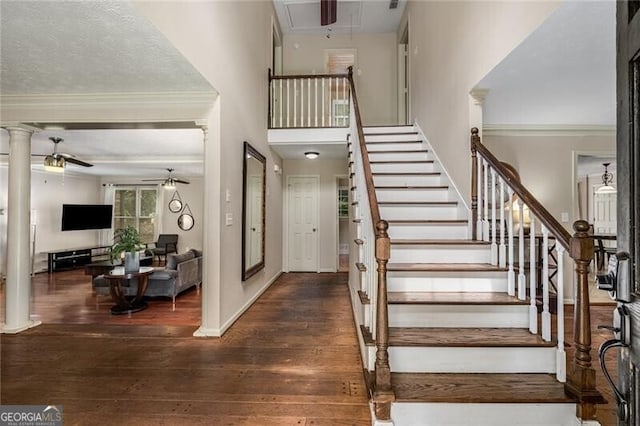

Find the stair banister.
[
  {"left": 469, "top": 128, "right": 605, "bottom": 421},
  {"left": 347, "top": 66, "right": 394, "bottom": 419}
]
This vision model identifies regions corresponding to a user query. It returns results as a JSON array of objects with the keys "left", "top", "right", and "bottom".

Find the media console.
[{"left": 47, "top": 246, "right": 111, "bottom": 273}]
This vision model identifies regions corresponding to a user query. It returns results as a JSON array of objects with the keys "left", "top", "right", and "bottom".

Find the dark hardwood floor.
[
  {"left": 1, "top": 271, "right": 371, "bottom": 425},
  {"left": 0, "top": 268, "right": 619, "bottom": 425}
]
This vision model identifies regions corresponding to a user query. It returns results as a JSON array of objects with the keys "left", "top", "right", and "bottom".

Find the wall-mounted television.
[{"left": 61, "top": 204, "right": 113, "bottom": 231}]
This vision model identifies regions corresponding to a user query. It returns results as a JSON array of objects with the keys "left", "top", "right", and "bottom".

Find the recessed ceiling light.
[{"left": 304, "top": 152, "right": 319, "bottom": 159}]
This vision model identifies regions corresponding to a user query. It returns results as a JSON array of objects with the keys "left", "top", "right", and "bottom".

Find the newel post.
[
  {"left": 374, "top": 220, "right": 395, "bottom": 420},
  {"left": 470, "top": 128, "right": 479, "bottom": 241},
  {"left": 267, "top": 68, "right": 272, "bottom": 129},
  {"left": 565, "top": 220, "right": 605, "bottom": 420}
]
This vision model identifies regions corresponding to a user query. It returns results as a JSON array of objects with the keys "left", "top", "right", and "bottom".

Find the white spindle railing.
[
  {"left": 269, "top": 74, "right": 350, "bottom": 129},
  {"left": 472, "top": 148, "right": 568, "bottom": 383}
]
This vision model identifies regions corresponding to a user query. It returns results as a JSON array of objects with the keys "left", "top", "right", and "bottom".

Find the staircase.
[{"left": 349, "top": 125, "right": 581, "bottom": 426}]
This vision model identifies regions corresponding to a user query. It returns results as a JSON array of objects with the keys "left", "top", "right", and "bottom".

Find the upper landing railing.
[{"left": 268, "top": 69, "right": 350, "bottom": 129}]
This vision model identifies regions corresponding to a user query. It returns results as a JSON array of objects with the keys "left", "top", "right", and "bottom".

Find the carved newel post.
[
  {"left": 565, "top": 220, "right": 605, "bottom": 420},
  {"left": 374, "top": 220, "right": 395, "bottom": 419},
  {"left": 470, "top": 128, "right": 479, "bottom": 241}
]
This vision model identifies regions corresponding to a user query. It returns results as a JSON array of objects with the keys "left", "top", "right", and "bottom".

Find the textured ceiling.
[{"left": 0, "top": 1, "right": 213, "bottom": 95}]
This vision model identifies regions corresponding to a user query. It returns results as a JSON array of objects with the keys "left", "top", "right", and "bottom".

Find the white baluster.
[
  {"left": 307, "top": 78, "right": 311, "bottom": 127},
  {"left": 499, "top": 178, "right": 506, "bottom": 268},
  {"left": 490, "top": 169, "right": 498, "bottom": 265},
  {"left": 507, "top": 189, "right": 515, "bottom": 296},
  {"left": 517, "top": 198, "right": 526, "bottom": 300},
  {"left": 279, "top": 79, "right": 283, "bottom": 128},
  {"left": 270, "top": 80, "right": 274, "bottom": 128},
  {"left": 541, "top": 226, "right": 551, "bottom": 341},
  {"left": 329, "top": 77, "right": 334, "bottom": 127},
  {"left": 294, "top": 79, "right": 298, "bottom": 127},
  {"left": 555, "top": 244, "right": 566, "bottom": 382},
  {"left": 529, "top": 216, "right": 537, "bottom": 334},
  {"left": 286, "top": 79, "right": 290, "bottom": 128},
  {"left": 476, "top": 156, "right": 483, "bottom": 240},
  {"left": 483, "top": 160, "right": 490, "bottom": 241},
  {"left": 314, "top": 78, "right": 318, "bottom": 127},
  {"left": 322, "top": 78, "right": 326, "bottom": 127}
]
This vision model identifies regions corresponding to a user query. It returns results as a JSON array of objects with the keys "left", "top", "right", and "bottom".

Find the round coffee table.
[{"left": 104, "top": 266, "right": 155, "bottom": 315}]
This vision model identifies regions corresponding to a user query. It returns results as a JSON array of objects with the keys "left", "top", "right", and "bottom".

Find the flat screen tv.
[{"left": 61, "top": 204, "right": 113, "bottom": 231}]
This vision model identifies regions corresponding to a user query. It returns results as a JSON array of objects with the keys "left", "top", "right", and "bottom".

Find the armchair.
[{"left": 149, "top": 234, "right": 178, "bottom": 265}]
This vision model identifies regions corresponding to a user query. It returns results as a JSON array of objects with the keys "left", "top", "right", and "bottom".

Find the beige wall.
[
  {"left": 283, "top": 33, "right": 398, "bottom": 126},
  {"left": 136, "top": 1, "right": 284, "bottom": 333},
  {"left": 283, "top": 159, "right": 348, "bottom": 272},
  {"left": 404, "top": 1, "right": 559, "bottom": 205}
]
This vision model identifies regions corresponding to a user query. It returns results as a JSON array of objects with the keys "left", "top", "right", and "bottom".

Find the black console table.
[{"left": 47, "top": 246, "right": 111, "bottom": 273}]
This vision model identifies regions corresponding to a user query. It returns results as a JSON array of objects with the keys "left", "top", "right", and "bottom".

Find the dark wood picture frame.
[{"left": 241, "top": 141, "right": 266, "bottom": 281}]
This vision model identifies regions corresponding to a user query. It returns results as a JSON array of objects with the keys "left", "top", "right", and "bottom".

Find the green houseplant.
[{"left": 111, "top": 226, "right": 143, "bottom": 272}]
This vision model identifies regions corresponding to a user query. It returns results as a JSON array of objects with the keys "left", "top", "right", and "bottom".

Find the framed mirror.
[
  {"left": 168, "top": 191, "right": 183, "bottom": 213},
  {"left": 242, "top": 141, "right": 266, "bottom": 281},
  {"left": 177, "top": 203, "right": 194, "bottom": 231}
]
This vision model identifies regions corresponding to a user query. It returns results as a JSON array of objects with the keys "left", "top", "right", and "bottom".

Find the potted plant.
[{"left": 111, "top": 226, "right": 143, "bottom": 273}]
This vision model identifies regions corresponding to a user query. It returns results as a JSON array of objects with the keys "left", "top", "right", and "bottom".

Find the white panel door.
[
  {"left": 593, "top": 191, "right": 617, "bottom": 235},
  {"left": 287, "top": 176, "right": 319, "bottom": 271}
]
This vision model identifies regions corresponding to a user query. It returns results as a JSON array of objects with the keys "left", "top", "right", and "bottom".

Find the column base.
[
  {"left": 193, "top": 326, "right": 221, "bottom": 337},
  {"left": 1, "top": 319, "right": 42, "bottom": 334}
]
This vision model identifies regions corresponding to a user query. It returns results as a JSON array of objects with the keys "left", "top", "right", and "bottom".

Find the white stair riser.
[
  {"left": 371, "top": 162, "right": 436, "bottom": 173},
  {"left": 389, "top": 246, "right": 491, "bottom": 263},
  {"left": 388, "top": 304, "right": 529, "bottom": 328},
  {"left": 374, "top": 175, "right": 443, "bottom": 186},
  {"left": 363, "top": 126, "right": 415, "bottom": 134},
  {"left": 387, "top": 224, "right": 468, "bottom": 239},
  {"left": 365, "top": 134, "right": 421, "bottom": 142},
  {"left": 388, "top": 346, "right": 556, "bottom": 373},
  {"left": 366, "top": 142, "right": 424, "bottom": 151},
  {"left": 369, "top": 152, "right": 431, "bottom": 162},
  {"left": 376, "top": 189, "right": 452, "bottom": 202},
  {"left": 389, "top": 403, "right": 577, "bottom": 426},
  {"left": 387, "top": 272, "right": 508, "bottom": 292},
  {"left": 380, "top": 205, "right": 462, "bottom": 220}
]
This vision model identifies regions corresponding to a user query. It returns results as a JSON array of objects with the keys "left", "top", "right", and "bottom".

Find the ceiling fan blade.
[
  {"left": 174, "top": 179, "right": 190, "bottom": 184},
  {"left": 65, "top": 157, "right": 93, "bottom": 167},
  {"left": 321, "top": 0, "right": 337, "bottom": 26},
  {"left": 141, "top": 179, "right": 165, "bottom": 182},
  {"left": 57, "top": 152, "right": 76, "bottom": 159}
]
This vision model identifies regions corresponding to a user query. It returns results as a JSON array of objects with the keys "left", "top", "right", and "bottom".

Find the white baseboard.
[{"left": 319, "top": 268, "right": 336, "bottom": 273}]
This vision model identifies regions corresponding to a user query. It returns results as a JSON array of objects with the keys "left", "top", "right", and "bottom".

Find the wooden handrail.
[
  {"left": 269, "top": 72, "right": 349, "bottom": 80},
  {"left": 347, "top": 66, "right": 393, "bottom": 419},
  {"left": 470, "top": 128, "right": 571, "bottom": 249}
]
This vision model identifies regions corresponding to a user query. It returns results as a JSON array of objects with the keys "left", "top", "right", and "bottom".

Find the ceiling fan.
[
  {"left": 142, "top": 168, "right": 190, "bottom": 188},
  {"left": 1, "top": 137, "right": 94, "bottom": 172}
]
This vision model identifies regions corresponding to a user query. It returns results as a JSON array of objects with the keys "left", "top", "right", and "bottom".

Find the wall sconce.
[{"left": 595, "top": 162, "right": 616, "bottom": 194}]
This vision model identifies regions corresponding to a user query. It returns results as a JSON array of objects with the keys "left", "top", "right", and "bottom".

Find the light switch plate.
[
  {"left": 225, "top": 213, "right": 233, "bottom": 226},
  {"left": 225, "top": 189, "right": 231, "bottom": 203},
  {"left": 561, "top": 212, "right": 569, "bottom": 222}
]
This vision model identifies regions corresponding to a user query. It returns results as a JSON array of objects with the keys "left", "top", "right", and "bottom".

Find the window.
[
  {"left": 338, "top": 187, "right": 349, "bottom": 218},
  {"left": 113, "top": 187, "right": 158, "bottom": 243},
  {"left": 333, "top": 99, "right": 350, "bottom": 127}
]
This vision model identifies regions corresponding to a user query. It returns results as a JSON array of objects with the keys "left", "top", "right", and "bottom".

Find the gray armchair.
[{"left": 149, "top": 234, "right": 178, "bottom": 265}]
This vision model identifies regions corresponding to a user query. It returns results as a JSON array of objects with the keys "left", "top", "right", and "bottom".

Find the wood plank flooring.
[{"left": 0, "top": 271, "right": 371, "bottom": 425}]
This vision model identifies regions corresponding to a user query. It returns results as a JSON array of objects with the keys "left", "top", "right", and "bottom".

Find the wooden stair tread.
[
  {"left": 390, "top": 373, "right": 575, "bottom": 403},
  {"left": 355, "top": 262, "right": 367, "bottom": 272},
  {"left": 388, "top": 327, "right": 554, "bottom": 347},
  {"left": 387, "top": 292, "right": 527, "bottom": 305},
  {"left": 354, "top": 238, "right": 364, "bottom": 245},
  {"left": 360, "top": 325, "right": 374, "bottom": 345},
  {"left": 373, "top": 172, "right": 440, "bottom": 176},
  {"left": 370, "top": 160, "right": 434, "bottom": 164},
  {"left": 357, "top": 290, "right": 370, "bottom": 305},
  {"left": 375, "top": 185, "right": 448, "bottom": 190},
  {"left": 388, "top": 263, "right": 507, "bottom": 272},
  {"left": 368, "top": 149, "right": 428, "bottom": 154},
  {"left": 387, "top": 219, "right": 467, "bottom": 224},
  {"left": 391, "top": 239, "right": 489, "bottom": 245},
  {"left": 379, "top": 201, "right": 457, "bottom": 206}
]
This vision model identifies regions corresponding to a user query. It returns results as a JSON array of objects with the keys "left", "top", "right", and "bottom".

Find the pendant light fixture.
[{"left": 595, "top": 162, "right": 616, "bottom": 194}]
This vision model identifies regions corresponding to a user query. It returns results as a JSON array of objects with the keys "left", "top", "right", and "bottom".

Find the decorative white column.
[
  {"left": 2, "top": 126, "right": 41, "bottom": 334},
  {"left": 193, "top": 108, "right": 222, "bottom": 337}
]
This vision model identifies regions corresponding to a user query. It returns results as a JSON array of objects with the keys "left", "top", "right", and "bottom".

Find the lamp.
[
  {"left": 595, "top": 162, "right": 616, "bottom": 194},
  {"left": 43, "top": 155, "right": 65, "bottom": 173},
  {"left": 163, "top": 179, "right": 176, "bottom": 189},
  {"left": 305, "top": 151, "right": 319, "bottom": 160}
]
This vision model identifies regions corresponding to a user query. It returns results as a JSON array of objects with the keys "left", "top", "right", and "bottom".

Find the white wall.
[
  {"left": 404, "top": 1, "right": 559, "bottom": 205},
  {"left": 283, "top": 159, "right": 348, "bottom": 272},
  {"left": 282, "top": 33, "right": 398, "bottom": 126},
  {"left": 135, "top": 1, "right": 284, "bottom": 334}
]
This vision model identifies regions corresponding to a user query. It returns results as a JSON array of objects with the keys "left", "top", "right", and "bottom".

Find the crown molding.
[
  {"left": 482, "top": 124, "right": 616, "bottom": 137},
  {"left": 0, "top": 91, "right": 217, "bottom": 125}
]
